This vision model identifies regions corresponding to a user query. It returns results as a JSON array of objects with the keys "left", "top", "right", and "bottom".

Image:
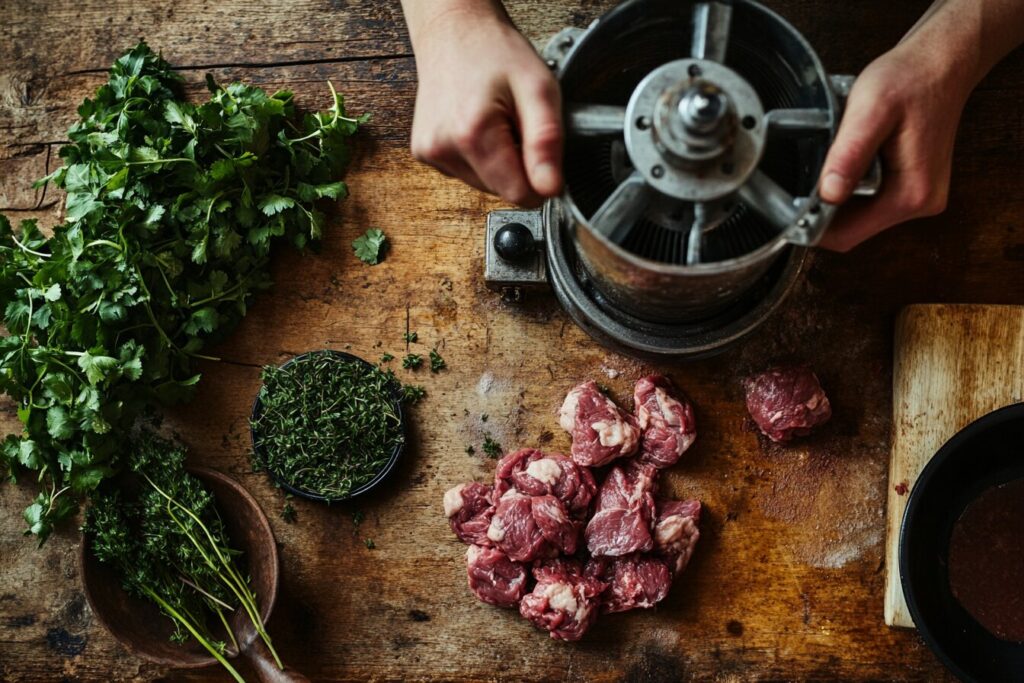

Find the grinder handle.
[{"left": 829, "top": 74, "right": 883, "bottom": 197}]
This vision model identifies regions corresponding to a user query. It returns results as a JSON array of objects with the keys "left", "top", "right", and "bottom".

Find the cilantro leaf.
[{"left": 352, "top": 228, "right": 387, "bottom": 265}]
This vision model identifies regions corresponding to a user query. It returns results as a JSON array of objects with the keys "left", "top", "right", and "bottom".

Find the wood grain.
[
  {"left": 0, "top": 0, "right": 1022, "bottom": 680},
  {"left": 885, "top": 304, "right": 1024, "bottom": 628}
]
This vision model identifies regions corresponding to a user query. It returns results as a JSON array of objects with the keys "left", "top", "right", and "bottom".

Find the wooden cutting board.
[{"left": 884, "top": 304, "right": 1024, "bottom": 627}]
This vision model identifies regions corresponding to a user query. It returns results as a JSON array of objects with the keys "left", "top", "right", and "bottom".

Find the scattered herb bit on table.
[
  {"left": 429, "top": 348, "right": 446, "bottom": 373},
  {"left": 352, "top": 228, "right": 387, "bottom": 265},
  {"left": 402, "top": 353, "right": 423, "bottom": 370},
  {"left": 251, "top": 351, "right": 403, "bottom": 499},
  {"left": 84, "top": 433, "right": 282, "bottom": 682},
  {"left": 403, "top": 331, "right": 418, "bottom": 343},
  {"left": 351, "top": 509, "right": 365, "bottom": 527},
  {"left": 481, "top": 414, "right": 489, "bottom": 423},
  {"left": 380, "top": 352, "right": 394, "bottom": 363},
  {"left": 465, "top": 445, "right": 476, "bottom": 456},
  {"left": 281, "top": 503, "right": 297, "bottom": 524},
  {"left": 482, "top": 434, "right": 502, "bottom": 458},
  {"left": 0, "top": 42, "right": 366, "bottom": 541},
  {"left": 364, "top": 538, "right": 376, "bottom": 550},
  {"left": 401, "top": 384, "right": 427, "bottom": 403}
]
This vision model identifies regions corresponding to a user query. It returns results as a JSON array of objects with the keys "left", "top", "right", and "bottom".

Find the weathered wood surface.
[
  {"left": 1, "top": 0, "right": 1022, "bottom": 680},
  {"left": 884, "top": 305, "right": 1024, "bottom": 628}
]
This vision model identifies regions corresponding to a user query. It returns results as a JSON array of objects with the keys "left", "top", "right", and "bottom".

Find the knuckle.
[
  {"left": 528, "top": 120, "right": 562, "bottom": 150},
  {"left": 410, "top": 134, "right": 447, "bottom": 163},
  {"left": 452, "top": 116, "right": 490, "bottom": 154}
]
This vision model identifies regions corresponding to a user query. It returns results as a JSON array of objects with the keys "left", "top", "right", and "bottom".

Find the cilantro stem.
[{"left": 9, "top": 233, "right": 50, "bottom": 259}]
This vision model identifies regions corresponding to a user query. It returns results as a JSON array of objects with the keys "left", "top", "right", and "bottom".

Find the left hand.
[{"left": 816, "top": 43, "right": 971, "bottom": 252}]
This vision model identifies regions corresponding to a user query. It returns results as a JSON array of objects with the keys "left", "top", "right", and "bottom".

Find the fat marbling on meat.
[
  {"left": 653, "top": 498, "right": 702, "bottom": 575},
  {"left": 585, "top": 554, "right": 673, "bottom": 613},
  {"left": 466, "top": 544, "right": 528, "bottom": 608},
  {"left": 559, "top": 381, "right": 640, "bottom": 467},
  {"left": 743, "top": 365, "right": 832, "bottom": 442},
  {"left": 487, "top": 491, "right": 578, "bottom": 561},
  {"left": 443, "top": 481, "right": 495, "bottom": 546},
  {"left": 493, "top": 448, "right": 597, "bottom": 520},
  {"left": 519, "top": 558, "right": 606, "bottom": 641},
  {"left": 634, "top": 375, "right": 697, "bottom": 469},
  {"left": 584, "top": 463, "right": 658, "bottom": 557}
]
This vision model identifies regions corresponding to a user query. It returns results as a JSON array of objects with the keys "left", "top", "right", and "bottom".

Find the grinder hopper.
[{"left": 484, "top": 0, "right": 880, "bottom": 359}]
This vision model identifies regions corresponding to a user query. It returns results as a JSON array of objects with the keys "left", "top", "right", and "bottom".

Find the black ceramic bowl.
[
  {"left": 250, "top": 350, "right": 406, "bottom": 503},
  {"left": 900, "top": 403, "right": 1024, "bottom": 682}
]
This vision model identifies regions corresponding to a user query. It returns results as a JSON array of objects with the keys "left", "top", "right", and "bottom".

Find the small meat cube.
[
  {"left": 487, "top": 491, "right": 577, "bottom": 562},
  {"left": 444, "top": 482, "right": 495, "bottom": 546},
  {"left": 559, "top": 381, "right": 640, "bottom": 467},
  {"left": 493, "top": 448, "right": 597, "bottom": 520},
  {"left": 743, "top": 365, "right": 832, "bottom": 442},
  {"left": 634, "top": 375, "right": 697, "bottom": 469},
  {"left": 585, "top": 555, "right": 673, "bottom": 613},
  {"left": 519, "top": 558, "right": 606, "bottom": 641},
  {"left": 653, "top": 499, "right": 702, "bottom": 575},
  {"left": 585, "top": 463, "right": 658, "bottom": 557},
  {"left": 531, "top": 495, "right": 582, "bottom": 555},
  {"left": 466, "top": 544, "right": 528, "bottom": 608}
]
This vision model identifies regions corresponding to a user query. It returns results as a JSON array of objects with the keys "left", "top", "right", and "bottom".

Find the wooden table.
[{"left": 1, "top": 1, "right": 1022, "bottom": 680}]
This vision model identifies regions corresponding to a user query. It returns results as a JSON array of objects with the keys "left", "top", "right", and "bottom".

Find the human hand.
[
  {"left": 407, "top": 7, "right": 563, "bottom": 207},
  {"left": 817, "top": 44, "right": 971, "bottom": 252}
]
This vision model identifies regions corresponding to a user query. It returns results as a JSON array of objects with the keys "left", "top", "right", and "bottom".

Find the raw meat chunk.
[
  {"left": 466, "top": 544, "right": 528, "bottom": 608},
  {"left": 487, "top": 492, "right": 578, "bottom": 561},
  {"left": 444, "top": 482, "right": 495, "bottom": 546},
  {"left": 493, "top": 448, "right": 597, "bottom": 520},
  {"left": 586, "top": 555, "right": 673, "bottom": 613},
  {"left": 585, "top": 463, "right": 658, "bottom": 557},
  {"left": 559, "top": 381, "right": 640, "bottom": 467},
  {"left": 653, "top": 499, "right": 702, "bottom": 575},
  {"left": 519, "top": 558, "right": 606, "bottom": 641},
  {"left": 634, "top": 375, "right": 697, "bottom": 469},
  {"left": 743, "top": 365, "right": 832, "bottom": 442}
]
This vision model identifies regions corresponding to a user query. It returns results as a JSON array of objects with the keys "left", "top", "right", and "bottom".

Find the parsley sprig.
[{"left": 0, "top": 43, "right": 367, "bottom": 541}]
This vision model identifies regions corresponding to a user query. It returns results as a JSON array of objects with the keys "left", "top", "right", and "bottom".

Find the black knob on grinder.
[{"left": 493, "top": 222, "right": 536, "bottom": 262}]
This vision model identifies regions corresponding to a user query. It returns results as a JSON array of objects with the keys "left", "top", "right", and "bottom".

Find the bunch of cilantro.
[{"left": 0, "top": 42, "right": 367, "bottom": 542}]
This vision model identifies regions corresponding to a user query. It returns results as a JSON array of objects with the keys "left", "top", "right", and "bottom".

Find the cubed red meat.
[
  {"left": 585, "top": 554, "right": 673, "bottom": 613},
  {"left": 443, "top": 482, "right": 495, "bottom": 546},
  {"left": 634, "top": 375, "right": 697, "bottom": 469},
  {"left": 466, "top": 544, "right": 528, "bottom": 608},
  {"left": 487, "top": 491, "right": 578, "bottom": 562},
  {"left": 653, "top": 498, "right": 702, "bottom": 575},
  {"left": 493, "top": 448, "right": 597, "bottom": 520},
  {"left": 743, "top": 365, "right": 832, "bottom": 442},
  {"left": 584, "top": 463, "right": 658, "bottom": 557},
  {"left": 519, "top": 558, "right": 606, "bottom": 641},
  {"left": 559, "top": 381, "right": 640, "bottom": 467}
]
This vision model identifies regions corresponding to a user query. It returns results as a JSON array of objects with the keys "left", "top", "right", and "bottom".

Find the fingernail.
[
  {"left": 821, "top": 172, "right": 851, "bottom": 201},
  {"left": 533, "top": 162, "right": 560, "bottom": 194}
]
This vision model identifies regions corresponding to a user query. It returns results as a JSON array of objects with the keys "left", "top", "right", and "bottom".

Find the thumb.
[
  {"left": 511, "top": 73, "right": 564, "bottom": 197},
  {"left": 819, "top": 79, "right": 899, "bottom": 205}
]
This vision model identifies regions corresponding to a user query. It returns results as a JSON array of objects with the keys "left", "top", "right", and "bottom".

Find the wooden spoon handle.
[{"left": 242, "top": 636, "right": 310, "bottom": 683}]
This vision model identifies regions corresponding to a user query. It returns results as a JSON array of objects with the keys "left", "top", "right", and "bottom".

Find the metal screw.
[
  {"left": 635, "top": 116, "right": 651, "bottom": 130},
  {"left": 687, "top": 63, "right": 702, "bottom": 77},
  {"left": 559, "top": 35, "right": 575, "bottom": 50},
  {"left": 651, "top": 165, "right": 665, "bottom": 178},
  {"left": 545, "top": 59, "right": 557, "bottom": 70}
]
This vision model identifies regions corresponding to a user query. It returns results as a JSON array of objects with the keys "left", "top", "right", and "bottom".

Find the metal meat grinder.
[{"left": 484, "top": 0, "right": 880, "bottom": 359}]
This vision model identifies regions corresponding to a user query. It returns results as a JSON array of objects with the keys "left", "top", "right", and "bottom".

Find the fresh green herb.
[
  {"left": 429, "top": 348, "right": 446, "bottom": 373},
  {"left": 482, "top": 434, "right": 502, "bottom": 459},
  {"left": 251, "top": 351, "right": 403, "bottom": 499},
  {"left": 83, "top": 433, "right": 282, "bottom": 681},
  {"left": 465, "top": 445, "right": 475, "bottom": 456},
  {"left": 351, "top": 509, "right": 365, "bottom": 527},
  {"left": 364, "top": 538, "right": 375, "bottom": 550},
  {"left": 401, "top": 384, "right": 426, "bottom": 403},
  {"left": 380, "top": 352, "right": 394, "bottom": 363},
  {"left": 402, "top": 353, "right": 423, "bottom": 370},
  {"left": 403, "top": 331, "right": 418, "bottom": 343},
  {"left": 352, "top": 228, "right": 387, "bottom": 265},
  {"left": 0, "top": 43, "right": 366, "bottom": 541},
  {"left": 281, "top": 503, "right": 296, "bottom": 524}
]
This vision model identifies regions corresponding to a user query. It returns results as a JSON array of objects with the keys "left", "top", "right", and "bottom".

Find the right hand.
[{"left": 408, "top": 9, "right": 563, "bottom": 207}]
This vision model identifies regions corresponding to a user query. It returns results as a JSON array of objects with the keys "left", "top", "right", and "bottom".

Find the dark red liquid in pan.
[{"left": 948, "top": 478, "right": 1024, "bottom": 643}]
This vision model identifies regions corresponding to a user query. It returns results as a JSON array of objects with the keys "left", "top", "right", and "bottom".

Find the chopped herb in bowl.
[{"left": 250, "top": 350, "right": 405, "bottom": 501}]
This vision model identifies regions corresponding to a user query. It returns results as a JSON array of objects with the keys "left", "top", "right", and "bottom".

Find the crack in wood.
[{"left": 63, "top": 51, "right": 414, "bottom": 77}]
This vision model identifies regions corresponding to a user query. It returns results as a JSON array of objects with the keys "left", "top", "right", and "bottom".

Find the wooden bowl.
[{"left": 80, "top": 466, "right": 279, "bottom": 667}]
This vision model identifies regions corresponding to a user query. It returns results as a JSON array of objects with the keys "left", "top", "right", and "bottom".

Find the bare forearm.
[
  {"left": 400, "top": 0, "right": 509, "bottom": 51},
  {"left": 902, "top": 0, "right": 1024, "bottom": 88}
]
